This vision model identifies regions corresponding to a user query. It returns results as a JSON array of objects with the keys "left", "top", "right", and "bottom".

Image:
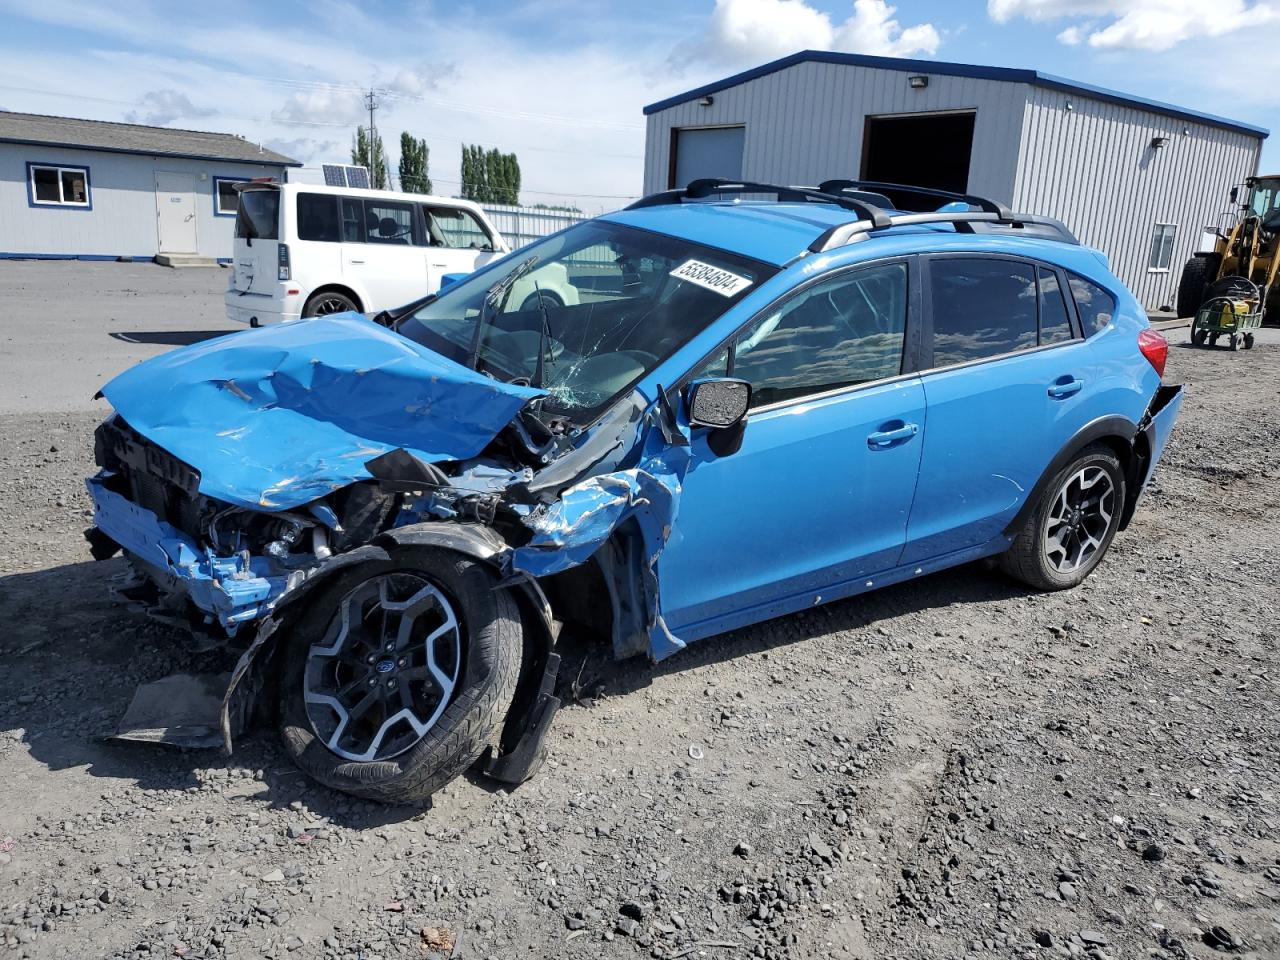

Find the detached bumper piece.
[
  {"left": 1137, "top": 384, "right": 1185, "bottom": 490},
  {"left": 86, "top": 472, "right": 294, "bottom": 633}
]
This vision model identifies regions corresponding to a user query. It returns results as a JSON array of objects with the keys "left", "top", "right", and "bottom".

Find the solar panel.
[{"left": 321, "top": 164, "right": 371, "bottom": 188}]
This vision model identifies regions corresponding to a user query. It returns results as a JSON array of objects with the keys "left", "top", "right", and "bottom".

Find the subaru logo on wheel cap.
[{"left": 374, "top": 658, "right": 395, "bottom": 674}]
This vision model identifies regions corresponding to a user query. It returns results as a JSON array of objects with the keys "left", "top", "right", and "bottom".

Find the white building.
[
  {"left": 642, "top": 51, "right": 1269, "bottom": 310},
  {"left": 0, "top": 112, "right": 298, "bottom": 263}
]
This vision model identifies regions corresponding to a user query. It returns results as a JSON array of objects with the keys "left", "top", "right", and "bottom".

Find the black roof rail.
[
  {"left": 818, "top": 179, "right": 1015, "bottom": 221},
  {"left": 626, "top": 178, "right": 894, "bottom": 228}
]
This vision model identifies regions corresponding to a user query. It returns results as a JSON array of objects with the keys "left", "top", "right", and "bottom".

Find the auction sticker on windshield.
[{"left": 670, "top": 259, "right": 753, "bottom": 297}]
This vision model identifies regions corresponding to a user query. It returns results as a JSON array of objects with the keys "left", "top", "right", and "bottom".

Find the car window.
[
  {"left": 296, "top": 193, "right": 340, "bottom": 242},
  {"left": 424, "top": 206, "right": 493, "bottom": 250},
  {"left": 1038, "top": 268, "right": 1074, "bottom": 345},
  {"left": 363, "top": 200, "right": 419, "bottom": 245},
  {"left": 726, "top": 262, "right": 908, "bottom": 409},
  {"left": 1067, "top": 274, "right": 1116, "bottom": 335},
  {"left": 234, "top": 189, "right": 279, "bottom": 240},
  {"left": 929, "top": 258, "right": 1036, "bottom": 367}
]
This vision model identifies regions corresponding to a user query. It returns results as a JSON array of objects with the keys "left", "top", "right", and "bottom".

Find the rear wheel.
[
  {"left": 1175, "top": 253, "right": 1220, "bottom": 319},
  {"left": 303, "top": 291, "right": 359, "bottom": 317},
  {"left": 1000, "top": 445, "right": 1126, "bottom": 591},
  {"left": 1190, "top": 322, "right": 1207, "bottom": 347},
  {"left": 278, "top": 547, "right": 522, "bottom": 804}
]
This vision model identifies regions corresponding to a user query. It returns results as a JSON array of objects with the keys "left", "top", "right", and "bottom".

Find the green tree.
[
  {"left": 460, "top": 144, "right": 520, "bottom": 204},
  {"left": 351, "top": 126, "right": 389, "bottom": 190},
  {"left": 398, "top": 132, "right": 432, "bottom": 194}
]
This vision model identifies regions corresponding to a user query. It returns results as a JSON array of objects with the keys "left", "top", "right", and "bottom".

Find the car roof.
[
  {"left": 243, "top": 180, "right": 487, "bottom": 213},
  {"left": 601, "top": 200, "right": 1087, "bottom": 269}
]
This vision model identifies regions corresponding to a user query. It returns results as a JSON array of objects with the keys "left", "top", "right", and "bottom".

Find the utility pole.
[{"left": 364, "top": 87, "right": 379, "bottom": 186}]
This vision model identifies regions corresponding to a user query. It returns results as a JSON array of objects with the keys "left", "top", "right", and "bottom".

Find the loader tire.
[{"left": 1176, "top": 253, "right": 1220, "bottom": 319}]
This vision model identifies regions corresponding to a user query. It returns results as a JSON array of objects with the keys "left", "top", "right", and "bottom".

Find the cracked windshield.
[{"left": 395, "top": 220, "right": 773, "bottom": 421}]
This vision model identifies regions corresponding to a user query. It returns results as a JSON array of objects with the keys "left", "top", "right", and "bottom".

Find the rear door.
[
  {"left": 658, "top": 259, "right": 925, "bottom": 637},
  {"left": 902, "top": 255, "right": 1092, "bottom": 563},
  {"left": 340, "top": 196, "right": 430, "bottom": 310},
  {"left": 231, "top": 186, "right": 280, "bottom": 295},
  {"left": 420, "top": 204, "right": 504, "bottom": 289}
]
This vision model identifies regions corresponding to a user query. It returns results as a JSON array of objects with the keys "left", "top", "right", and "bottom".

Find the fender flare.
[
  {"left": 1001, "top": 414, "right": 1141, "bottom": 539},
  {"left": 220, "top": 523, "right": 560, "bottom": 786}
]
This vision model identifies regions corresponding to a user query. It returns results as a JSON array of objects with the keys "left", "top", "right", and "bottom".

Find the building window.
[
  {"left": 1148, "top": 223, "right": 1177, "bottom": 272},
  {"left": 27, "top": 163, "right": 91, "bottom": 209},
  {"left": 213, "top": 177, "right": 242, "bottom": 217}
]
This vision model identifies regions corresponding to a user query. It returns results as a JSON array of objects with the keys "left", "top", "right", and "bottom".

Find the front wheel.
[
  {"left": 1000, "top": 445, "right": 1126, "bottom": 591},
  {"left": 1190, "top": 322, "right": 1207, "bottom": 347},
  {"left": 278, "top": 547, "right": 522, "bottom": 804}
]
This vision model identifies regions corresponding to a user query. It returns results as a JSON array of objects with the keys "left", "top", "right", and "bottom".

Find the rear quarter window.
[
  {"left": 1067, "top": 275, "right": 1117, "bottom": 335},
  {"left": 296, "top": 193, "right": 340, "bottom": 242}
]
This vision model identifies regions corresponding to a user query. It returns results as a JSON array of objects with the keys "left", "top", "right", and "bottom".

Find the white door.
[
  {"left": 340, "top": 195, "right": 431, "bottom": 310},
  {"left": 155, "top": 172, "right": 199, "bottom": 254},
  {"left": 421, "top": 204, "right": 503, "bottom": 291}
]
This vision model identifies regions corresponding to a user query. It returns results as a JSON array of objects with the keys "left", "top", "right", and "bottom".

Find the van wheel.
[
  {"left": 278, "top": 547, "right": 522, "bottom": 804},
  {"left": 303, "top": 291, "right": 359, "bottom": 317},
  {"left": 520, "top": 290, "right": 563, "bottom": 313},
  {"left": 1000, "top": 445, "right": 1126, "bottom": 591}
]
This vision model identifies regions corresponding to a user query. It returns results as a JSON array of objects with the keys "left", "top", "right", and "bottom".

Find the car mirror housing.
[{"left": 687, "top": 378, "right": 751, "bottom": 430}]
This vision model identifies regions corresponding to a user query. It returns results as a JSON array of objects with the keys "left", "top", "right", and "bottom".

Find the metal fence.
[{"left": 480, "top": 204, "right": 588, "bottom": 249}]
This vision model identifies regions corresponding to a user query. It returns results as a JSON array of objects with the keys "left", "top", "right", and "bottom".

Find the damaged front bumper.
[{"left": 86, "top": 472, "right": 313, "bottom": 633}]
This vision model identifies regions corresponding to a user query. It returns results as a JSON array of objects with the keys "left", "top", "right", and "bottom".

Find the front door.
[
  {"left": 902, "top": 256, "right": 1093, "bottom": 562},
  {"left": 155, "top": 172, "right": 198, "bottom": 254},
  {"left": 659, "top": 259, "right": 924, "bottom": 638},
  {"left": 420, "top": 204, "right": 503, "bottom": 292}
]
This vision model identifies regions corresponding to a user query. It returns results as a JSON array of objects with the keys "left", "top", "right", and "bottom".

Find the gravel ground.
[{"left": 1, "top": 263, "right": 1278, "bottom": 960}]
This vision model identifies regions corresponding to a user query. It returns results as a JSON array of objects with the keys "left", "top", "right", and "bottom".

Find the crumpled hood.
[{"left": 100, "top": 313, "right": 542, "bottom": 510}]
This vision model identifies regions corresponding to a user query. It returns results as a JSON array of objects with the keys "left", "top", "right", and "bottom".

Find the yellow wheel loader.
[{"left": 1177, "top": 175, "right": 1280, "bottom": 324}]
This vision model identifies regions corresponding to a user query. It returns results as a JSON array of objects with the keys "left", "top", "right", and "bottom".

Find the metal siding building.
[
  {"left": 0, "top": 112, "right": 298, "bottom": 262},
  {"left": 643, "top": 52, "right": 1268, "bottom": 310}
]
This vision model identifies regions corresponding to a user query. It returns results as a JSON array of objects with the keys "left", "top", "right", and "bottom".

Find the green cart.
[{"left": 1190, "top": 276, "right": 1264, "bottom": 351}]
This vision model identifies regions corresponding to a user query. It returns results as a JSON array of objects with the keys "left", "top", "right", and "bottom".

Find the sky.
[{"left": 0, "top": 0, "right": 1276, "bottom": 212}]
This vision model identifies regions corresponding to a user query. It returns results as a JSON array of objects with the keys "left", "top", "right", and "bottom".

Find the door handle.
[
  {"left": 348, "top": 259, "right": 365, "bottom": 265},
  {"left": 867, "top": 422, "right": 919, "bottom": 449},
  {"left": 1047, "top": 377, "right": 1084, "bottom": 399}
]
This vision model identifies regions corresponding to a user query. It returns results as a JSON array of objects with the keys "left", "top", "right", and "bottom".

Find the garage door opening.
[
  {"left": 668, "top": 125, "right": 745, "bottom": 189},
  {"left": 861, "top": 111, "right": 976, "bottom": 207}
]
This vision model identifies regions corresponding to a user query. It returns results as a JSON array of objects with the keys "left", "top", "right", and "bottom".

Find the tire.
[
  {"left": 1190, "top": 322, "right": 1207, "bottom": 347},
  {"left": 302, "top": 290, "right": 359, "bottom": 317},
  {"left": 1175, "top": 253, "right": 1220, "bottom": 319},
  {"left": 1229, "top": 333, "right": 1241, "bottom": 351},
  {"left": 1000, "top": 444, "right": 1126, "bottom": 591},
  {"left": 278, "top": 546, "right": 522, "bottom": 804},
  {"left": 519, "top": 290, "right": 564, "bottom": 313},
  {"left": 1208, "top": 332, "right": 1220, "bottom": 347},
  {"left": 1244, "top": 333, "right": 1256, "bottom": 350}
]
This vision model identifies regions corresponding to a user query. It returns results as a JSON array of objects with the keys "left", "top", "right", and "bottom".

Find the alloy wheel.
[
  {"left": 303, "top": 572, "right": 462, "bottom": 762},
  {"left": 313, "top": 296, "right": 351, "bottom": 315},
  {"left": 1043, "top": 465, "right": 1115, "bottom": 573}
]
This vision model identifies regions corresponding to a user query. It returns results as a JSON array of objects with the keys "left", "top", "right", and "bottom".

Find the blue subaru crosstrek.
[{"left": 85, "top": 179, "right": 1183, "bottom": 803}]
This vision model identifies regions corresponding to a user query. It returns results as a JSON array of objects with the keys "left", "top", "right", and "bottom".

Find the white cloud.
[
  {"left": 125, "top": 89, "right": 215, "bottom": 126},
  {"left": 988, "top": 0, "right": 1278, "bottom": 51},
  {"left": 689, "top": 0, "right": 941, "bottom": 66},
  {"left": 272, "top": 87, "right": 368, "bottom": 127}
]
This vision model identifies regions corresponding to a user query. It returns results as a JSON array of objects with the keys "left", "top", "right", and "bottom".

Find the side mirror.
[{"left": 687, "top": 378, "right": 751, "bottom": 429}]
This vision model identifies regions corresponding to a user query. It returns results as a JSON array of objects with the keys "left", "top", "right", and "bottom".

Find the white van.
[{"left": 224, "top": 182, "right": 577, "bottom": 325}]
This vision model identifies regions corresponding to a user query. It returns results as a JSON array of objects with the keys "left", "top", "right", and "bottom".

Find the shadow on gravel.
[
  {"left": 553, "top": 559, "right": 1030, "bottom": 705},
  {"left": 108, "top": 329, "right": 238, "bottom": 346}
]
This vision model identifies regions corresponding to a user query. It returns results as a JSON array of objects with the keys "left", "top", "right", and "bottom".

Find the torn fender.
[
  {"left": 512, "top": 412, "right": 692, "bottom": 661},
  {"left": 100, "top": 313, "right": 542, "bottom": 510}
]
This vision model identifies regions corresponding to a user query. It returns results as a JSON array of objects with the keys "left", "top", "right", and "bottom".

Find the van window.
[
  {"left": 928, "top": 258, "right": 1037, "bottom": 367},
  {"left": 235, "top": 190, "right": 279, "bottom": 240},
  {"left": 364, "top": 200, "right": 419, "bottom": 245},
  {"left": 424, "top": 206, "right": 493, "bottom": 250},
  {"left": 296, "top": 193, "right": 340, "bottom": 242}
]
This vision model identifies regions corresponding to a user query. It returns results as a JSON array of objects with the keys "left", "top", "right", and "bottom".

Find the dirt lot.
[{"left": 1, "top": 262, "right": 1278, "bottom": 960}]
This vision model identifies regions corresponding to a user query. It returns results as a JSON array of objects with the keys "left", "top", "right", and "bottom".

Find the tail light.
[
  {"left": 1138, "top": 328, "right": 1168, "bottom": 378},
  {"left": 278, "top": 243, "right": 291, "bottom": 281}
]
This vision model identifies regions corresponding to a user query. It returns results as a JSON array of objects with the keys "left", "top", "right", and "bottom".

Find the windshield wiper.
[
  {"left": 531, "top": 282, "right": 556, "bottom": 390},
  {"left": 466, "top": 255, "right": 538, "bottom": 372}
]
